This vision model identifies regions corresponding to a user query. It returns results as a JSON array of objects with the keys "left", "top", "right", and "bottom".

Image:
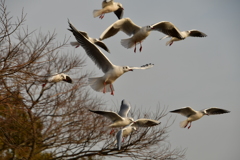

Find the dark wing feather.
[
  {"left": 68, "top": 20, "right": 114, "bottom": 73},
  {"left": 151, "top": 21, "right": 184, "bottom": 39},
  {"left": 205, "top": 108, "right": 230, "bottom": 115},
  {"left": 114, "top": 7, "right": 124, "bottom": 19},
  {"left": 94, "top": 41, "right": 110, "bottom": 53},
  {"left": 79, "top": 31, "right": 89, "bottom": 39},
  {"left": 65, "top": 76, "right": 72, "bottom": 83},
  {"left": 189, "top": 30, "right": 207, "bottom": 37}
]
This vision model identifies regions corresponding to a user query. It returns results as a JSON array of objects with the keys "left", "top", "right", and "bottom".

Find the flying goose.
[
  {"left": 89, "top": 99, "right": 134, "bottom": 134},
  {"left": 170, "top": 107, "right": 230, "bottom": 129},
  {"left": 93, "top": 0, "right": 124, "bottom": 19},
  {"left": 99, "top": 18, "right": 184, "bottom": 52},
  {"left": 160, "top": 29, "right": 207, "bottom": 46}
]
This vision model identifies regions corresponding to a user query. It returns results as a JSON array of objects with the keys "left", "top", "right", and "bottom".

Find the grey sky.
[{"left": 7, "top": 0, "right": 240, "bottom": 160}]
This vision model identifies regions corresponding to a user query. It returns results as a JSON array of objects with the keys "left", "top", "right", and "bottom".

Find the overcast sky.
[{"left": 7, "top": 0, "right": 240, "bottom": 160}]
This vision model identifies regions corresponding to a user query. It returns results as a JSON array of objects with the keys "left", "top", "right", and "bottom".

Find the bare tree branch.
[{"left": 0, "top": 1, "right": 186, "bottom": 160}]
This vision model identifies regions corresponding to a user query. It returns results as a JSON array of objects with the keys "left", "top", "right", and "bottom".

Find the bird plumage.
[
  {"left": 170, "top": 107, "right": 230, "bottom": 129},
  {"left": 99, "top": 18, "right": 184, "bottom": 52},
  {"left": 93, "top": 0, "right": 124, "bottom": 19},
  {"left": 70, "top": 30, "right": 110, "bottom": 53},
  {"left": 68, "top": 20, "right": 153, "bottom": 95},
  {"left": 160, "top": 29, "right": 207, "bottom": 46},
  {"left": 88, "top": 99, "right": 134, "bottom": 128}
]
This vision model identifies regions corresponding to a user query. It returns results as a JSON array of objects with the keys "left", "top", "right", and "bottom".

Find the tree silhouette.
[{"left": 0, "top": 0, "right": 185, "bottom": 159}]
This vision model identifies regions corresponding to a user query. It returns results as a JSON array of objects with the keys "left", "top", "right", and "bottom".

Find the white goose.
[
  {"left": 170, "top": 107, "right": 230, "bottom": 129},
  {"left": 68, "top": 20, "right": 154, "bottom": 95},
  {"left": 93, "top": 0, "right": 124, "bottom": 19},
  {"left": 99, "top": 18, "right": 184, "bottom": 52}
]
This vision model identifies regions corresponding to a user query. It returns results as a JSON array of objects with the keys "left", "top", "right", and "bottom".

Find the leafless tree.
[{"left": 0, "top": 0, "right": 185, "bottom": 159}]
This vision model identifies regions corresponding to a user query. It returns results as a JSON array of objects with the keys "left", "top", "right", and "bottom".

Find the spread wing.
[
  {"left": 68, "top": 20, "right": 114, "bottom": 73},
  {"left": 89, "top": 109, "right": 123, "bottom": 122},
  {"left": 129, "top": 63, "right": 154, "bottom": 70},
  {"left": 94, "top": 40, "right": 110, "bottom": 53},
  {"left": 151, "top": 21, "right": 184, "bottom": 39},
  {"left": 204, "top": 108, "right": 230, "bottom": 115},
  {"left": 188, "top": 30, "right": 207, "bottom": 37},
  {"left": 100, "top": 18, "right": 141, "bottom": 40},
  {"left": 114, "top": 7, "right": 124, "bottom": 19},
  {"left": 118, "top": 99, "right": 131, "bottom": 117},
  {"left": 78, "top": 31, "right": 89, "bottom": 39},
  {"left": 133, "top": 119, "right": 160, "bottom": 127},
  {"left": 170, "top": 107, "right": 197, "bottom": 117}
]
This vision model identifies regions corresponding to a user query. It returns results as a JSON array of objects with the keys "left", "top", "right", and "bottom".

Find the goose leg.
[
  {"left": 188, "top": 122, "right": 192, "bottom": 129},
  {"left": 110, "top": 84, "right": 114, "bottom": 96},
  {"left": 110, "top": 129, "right": 115, "bottom": 135},
  {"left": 139, "top": 42, "right": 142, "bottom": 52},
  {"left": 134, "top": 42, "right": 136, "bottom": 53},
  {"left": 99, "top": 13, "right": 105, "bottom": 19},
  {"left": 103, "top": 82, "right": 106, "bottom": 93}
]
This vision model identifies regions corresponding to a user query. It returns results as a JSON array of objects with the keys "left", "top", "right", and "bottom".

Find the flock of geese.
[{"left": 44, "top": 0, "right": 230, "bottom": 150}]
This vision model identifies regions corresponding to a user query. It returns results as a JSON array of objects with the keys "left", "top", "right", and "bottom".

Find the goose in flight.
[
  {"left": 160, "top": 29, "right": 207, "bottom": 46},
  {"left": 42, "top": 73, "right": 72, "bottom": 87},
  {"left": 93, "top": 0, "right": 124, "bottom": 19},
  {"left": 170, "top": 107, "right": 230, "bottom": 129},
  {"left": 89, "top": 99, "right": 134, "bottom": 134},
  {"left": 68, "top": 20, "right": 154, "bottom": 95},
  {"left": 99, "top": 18, "right": 184, "bottom": 52}
]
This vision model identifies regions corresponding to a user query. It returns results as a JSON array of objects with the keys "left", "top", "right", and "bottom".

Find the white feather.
[
  {"left": 166, "top": 40, "right": 173, "bottom": 46},
  {"left": 93, "top": 10, "right": 102, "bottom": 18},
  {"left": 180, "top": 120, "right": 188, "bottom": 128},
  {"left": 121, "top": 38, "right": 134, "bottom": 49},
  {"left": 88, "top": 77, "right": 114, "bottom": 93}
]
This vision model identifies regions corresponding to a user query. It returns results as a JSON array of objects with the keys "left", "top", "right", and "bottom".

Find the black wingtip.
[
  {"left": 88, "top": 109, "right": 94, "bottom": 112},
  {"left": 140, "top": 63, "right": 154, "bottom": 68}
]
